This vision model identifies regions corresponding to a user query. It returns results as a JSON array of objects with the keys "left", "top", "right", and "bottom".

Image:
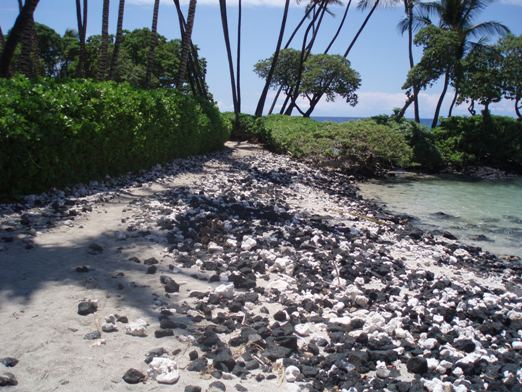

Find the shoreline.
[{"left": 1, "top": 143, "right": 521, "bottom": 391}]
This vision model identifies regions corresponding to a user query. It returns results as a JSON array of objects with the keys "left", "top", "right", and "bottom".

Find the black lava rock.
[
  {"left": 122, "top": 368, "right": 145, "bottom": 384},
  {"left": 83, "top": 331, "right": 101, "bottom": 340},
  {"left": 0, "top": 372, "right": 17, "bottom": 386},
  {"left": 77, "top": 300, "right": 97, "bottom": 316},
  {"left": 189, "top": 350, "right": 199, "bottom": 361},
  {"left": 273, "top": 310, "right": 287, "bottom": 322},
  {"left": 0, "top": 358, "right": 18, "bottom": 368},
  {"left": 185, "top": 386, "right": 202, "bottom": 392},
  {"left": 454, "top": 339, "right": 476, "bottom": 353},
  {"left": 213, "top": 348, "right": 236, "bottom": 372},
  {"left": 209, "top": 381, "right": 226, "bottom": 391},
  {"left": 160, "top": 275, "right": 179, "bottom": 293},
  {"left": 187, "top": 358, "right": 208, "bottom": 372},
  {"left": 407, "top": 357, "right": 428, "bottom": 374},
  {"left": 154, "top": 329, "right": 174, "bottom": 338}
]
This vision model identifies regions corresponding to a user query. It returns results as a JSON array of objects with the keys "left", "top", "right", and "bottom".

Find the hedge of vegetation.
[
  {"left": 434, "top": 115, "right": 522, "bottom": 172},
  {"left": 228, "top": 114, "right": 413, "bottom": 176},
  {"left": 0, "top": 77, "right": 229, "bottom": 198}
]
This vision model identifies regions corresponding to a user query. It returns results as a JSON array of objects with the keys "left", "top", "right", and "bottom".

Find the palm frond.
[{"left": 468, "top": 21, "right": 510, "bottom": 40}]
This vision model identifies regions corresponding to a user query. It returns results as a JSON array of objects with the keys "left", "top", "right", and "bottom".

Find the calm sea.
[{"left": 313, "top": 116, "right": 433, "bottom": 128}]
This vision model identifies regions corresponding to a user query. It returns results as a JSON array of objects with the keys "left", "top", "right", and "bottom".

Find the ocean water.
[
  {"left": 313, "top": 116, "right": 433, "bottom": 128},
  {"left": 358, "top": 173, "right": 522, "bottom": 259}
]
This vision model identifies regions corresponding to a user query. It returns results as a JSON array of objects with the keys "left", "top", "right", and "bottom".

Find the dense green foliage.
[
  {"left": 6, "top": 24, "right": 207, "bottom": 90},
  {"left": 0, "top": 77, "right": 229, "bottom": 198},
  {"left": 228, "top": 114, "right": 413, "bottom": 175},
  {"left": 433, "top": 115, "right": 522, "bottom": 172}
]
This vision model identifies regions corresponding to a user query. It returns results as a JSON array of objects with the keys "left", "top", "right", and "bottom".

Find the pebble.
[
  {"left": 148, "top": 357, "right": 179, "bottom": 384},
  {"left": 122, "top": 368, "right": 145, "bottom": 384},
  {"left": 125, "top": 319, "right": 148, "bottom": 337},
  {"left": 285, "top": 365, "right": 301, "bottom": 382},
  {"left": 77, "top": 300, "right": 97, "bottom": 316},
  {"left": 0, "top": 372, "right": 17, "bottom": 386},
  {"left": 0, "top": 358, "right": 17, "bottom": 368}
]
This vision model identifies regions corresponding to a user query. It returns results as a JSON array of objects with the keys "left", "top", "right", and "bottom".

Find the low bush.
[
  {"left": 434, "top": 115, "right": 522, "bottom": 172},
  {"left": 261, "top": 115, "right": 413, "bottom": 176},
  {"left": 0, "top": 76, "right": 229, "bottom": 198}
]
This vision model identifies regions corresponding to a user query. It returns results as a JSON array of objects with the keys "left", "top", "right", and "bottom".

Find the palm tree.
[
  {"left": 219, "top": 0, "right": 239, "bottom": 122},
  {"left": 0, "top": 0, "right": 40, "bottom": 77},
  {"left": 16, "top": 0, "right": 39, "bottom": 78},
  {"left": 255, "top": 0, "right": 291, "bottom": 117},
  {"left": 420, "top": 0, "right": 509, "bottom": 127},
  {"left": 75, "top": 0, "right": 88, "bottom": 77},
  {"left": 97, "top": 0, "right": 110, "bottom": 81},
  {"left": 109, "top": 0, "right": 125, "bottom": 80},
  {"left": 236, "top": 0, "right": 242, "bottom": 113},
  {"left": 145, "top": 0, "right": 160, "bottom": 88},
  {"left": 176, "top": 0, "right": 197, "bottom": 89},
  {"left": 0, "top": 26, "right": 5, "bottom": 49},
  {"left": 398, "top": 0, "right": 421, "bottom": 122}
]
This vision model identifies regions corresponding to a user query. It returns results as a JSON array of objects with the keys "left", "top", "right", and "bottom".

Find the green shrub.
[
  {"left": 223, "top": 112, "right": 271, "bottom": 143},
  {"left": 434, "top": 115, "right": 522, "bottom": 172},
  {"left": 0, "top": 76, "right": 229, "bottom": 198},
  {"left": 260, "top": 115, "right": 413, "bottom": 175}
]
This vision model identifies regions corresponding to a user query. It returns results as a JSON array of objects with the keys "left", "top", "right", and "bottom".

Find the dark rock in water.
[
  {"left": 144, "top": 257, "right": 159, "bottom": 265},
  {"left": 407, "top": 357, "right": 428, "bottom": 374},
  {"left": 77, "top": 300, "right": 97, "bottom": 316},
  {"left": 430, "top": 211, "right": 457, "bottom": 220},
  {"left": 470, "top": 234, "right": 493, "bottom": 242},
  {"left": 185, "top": 386, "right": 202, "bottom": 392},
  {"left": 160, "top": 275, "right": 179, "bottom": 293},
  {"left": 0, "top": 372, "right": 17, "bottom": 386},
  {"left": 122, "top": 368, "right": 145, "bottom": 384},
  {"left": 213, "top": 348, "right": 236, "bottom": 372},
  {"left": 0, "top": 358, "right": 18, "bottom": 368},
  {"left": 454, "top": 339, "right": 476, "bottom": 353},
  {"left": 75, "top": 265, "right": 90, "bottom": 273},
  {"left": 87, "top": 243, "right": 104, "bottom": 255},
  {"left": 145, "top": 347, "right": 168, "bottom": 364},
  {"left": 154, "top": 329, "right": 174, "bottom": 338},
  {"left": 209, "top": 381, "right": 226, "bottom": 392},
  {"left": 83, "top": 331, "right": 101, "bottom": 340},
  {"left": 442, "top": 231, "right": 458, "bottom": 240},
  {"left": 187, "top": 358, "right": 208, "bottom": 372},
  {"left": 273, "top": 310, "right": 287, "bottom": 322},
  {"left": 146, "top": 265, "right": 157, "bottom": 274}
]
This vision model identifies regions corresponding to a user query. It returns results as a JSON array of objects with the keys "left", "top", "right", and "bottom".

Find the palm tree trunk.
[
  {"left": 145, "top": 0, "right": 160, "bottom": 88},
  {"left": 236, "top": 0, "right": 241, "bottom": 113},
  {"left": 280, "top": 90, "right": 292, "bottom": 114},
  {"left": 97, "top": 0, "right": 110, "bottom": 81},
  {"left": 176, "top": 0, "right": 197, "bottom": 88},
  {"left": 219, "top": 0, "right": 238, "bottom": 119},
  {"left": 0, "top": 0, "right": 40, "bottom": 78},
  {"left": 304, "top": 0, "right": 380, "bottom": 117},
  {"left": 432, "top": 69, "right": 450, "bottom": 129},
  {"left": 268, "top": 86, "right": 283, "bottom": 115},
  {"left": 448, "top": 88, "right": 458, "bottom": 117},
  {"left": 254, "top": 0, "right": 290, "bottom": 117},
  {"left": 0, "top": 26, "right": 4, "bottom": 49},
  {"left": 515, "top": 95, "right": 521, "bottom": 119},
  {"left": 75, "top": 0, "right": 88, "bottom": 77},
  {"left": 406, "top": 0, "right": 420, "bottom": 122},
  {"left": 172, "top": 0, "right": 207, "bottom": 97},
  {"left": 285, "top": 3, "right": 326, "bottom": 115},
  {"left": 324, "top": 0, "right": 351, "bottom": 54},
  {"left": 109, "top": 0, "right": 125, "bottom": 80}
]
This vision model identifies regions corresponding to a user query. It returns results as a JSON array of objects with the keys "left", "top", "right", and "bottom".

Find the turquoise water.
[{"left": 358, "top": 174, "right": 522, "bottom": 258}]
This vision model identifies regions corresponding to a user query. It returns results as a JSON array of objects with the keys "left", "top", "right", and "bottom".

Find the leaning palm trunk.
[
  {"left": 145, "top": 0, "right": 160, "bottom": 88},
  {"left": 0, "top": 0, "right": 40, "bottom": 77},
  {"left": 405, "top": 0, "right": 420, "bottom": 122},
  {"left": 176, "top": 0, "right": 197, "bottom": 89},
  {"left": 236, "top": 0, "right": 242, "bottom": 112},
  {"left": 431, "top": 69, "right": 451, "bottom": 128},
  {"left": 303, "top": 0, "right": 381, "bottom": 117},
  {"left": 97, "top": 0, "right": 110, "bottom": 81},
  {"left": 75, "top": 0, "right": 88, "bottom": 77},
  {"left": 219, "top": 0, "right": 238, "bottom": 115},
  {"left": 109, "top": 0, "right": 125, "bottom": 80},
  {"left": 255, "top": 0, "right": 291, "bottom": 117}
]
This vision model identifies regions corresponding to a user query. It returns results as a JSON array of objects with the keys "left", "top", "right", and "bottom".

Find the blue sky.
[{"left": 1, "top": 0, "right": 521, "bottom": 118}]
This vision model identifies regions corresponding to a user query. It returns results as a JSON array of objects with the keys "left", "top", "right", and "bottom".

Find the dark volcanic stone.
[
  {"left": 75, "top": 265, "right": 90, "bottom": 273},
  {"left": 0, "top": 372, "right": 17, "bottom": 386},
  {"left": 209, "top": 381, "right": 226, "bottom": 391},
  {"left": 185, "top": 386, "right": 202, "bottom": 392},
  {"left": 77, "top": 300, "right": 97, "bottom": 315},
  {"left": 83, "top": 331, "right": 101, "bottom": 340},
  {"left": 407, "top": 357, "right": 428, "bottom": 374},
  {"left": 146, "top": 265, "right": 157, "bottom": 274},
  {"left": 144, "top": 257, "right": 159, "bottom": 265},
  {"left": 122, "top": 368, "right": 145, "bottom": 384},
  {"left": 235, "top": 384, "right": 248, "bottom": 392},
  {"left": 187, "top": 358, "right": 208, "bottom": 372},
  {"left": 189, "top": 350, "right": 199, "bottom": 361},
  {"left": 154, "top": 329, "right": 174, "bottom": 338},
  {"left": 454, "top": 339, "right": 476, "bottom": 353},
  {"left": 0, "top": 358, "right": 18, "bottom": 368},
  {"left": 160, "top": 275, "right": 179, "bottom": 293},
  {"left": 273, "top": 310, "right": 287, "bottom": 322},
  {"left": 213, "top": 348, "right": 236, "bottom": 372},
  {"left": 145, "top": 347, "right": 168, "bottom": 364},
  {"left": 262, "top": 345, "right": 293, "bottom": 361}
]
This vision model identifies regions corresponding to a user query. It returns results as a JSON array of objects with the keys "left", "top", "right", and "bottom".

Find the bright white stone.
[
  {"left": 148, "top": 357, "right": 179, "bottom": 384},
  {"left": 420, "top": 338, "right": 438, "bottom": 350},
  {"left": 285, "top": 365, "right": 300, "bottom": 383},
  {"left": 375, "top": 361, "right": 390, "bottom": 378},
  {"left": 125, "top": 319, "right": 148, "bottom": 337},
  {"left": 454, "top": 249, "right": 470, "bottom": 258},
  {"left": 453, "top": 367, "right": 464, "bottom": 377},
  {"left": 512, "top": 341, "right": 522, "bottom": 350},
  {"left": 241, "top": 236, "right": 257, "bottom": 251},
  {"left": 214, "top": 283, "right": 234, "bottom": 299},
  {"left": 225, "top": 238, "right": 237, "bottom": 248},
  {"left": 208, "top": 242, "right": 224, "bottom": 253},
  {"left": 102, "top": 322, "right": 117, "bottom": 332},
  {"left": 427, "top": 358, "right": 439, "bottom": 370},
  {"left": 266, "top": 279, "right": 289, "bottom": 292},
  {"left": 295, "top": 324, "right": 311, "bottom": 337}
]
